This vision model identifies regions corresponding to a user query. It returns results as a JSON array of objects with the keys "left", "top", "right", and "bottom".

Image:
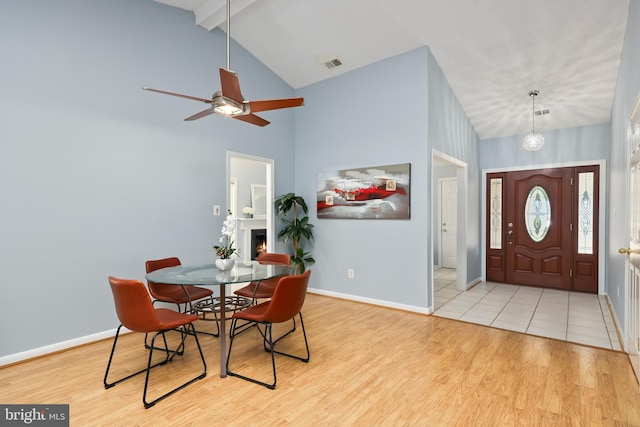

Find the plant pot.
[{"left": 215, "top": 258, "right": 235, "bottom": 271}]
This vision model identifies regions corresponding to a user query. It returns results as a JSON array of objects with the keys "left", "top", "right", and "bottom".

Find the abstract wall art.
[{"left": 317, "top": 163, "right": 411, "bottom": 219}]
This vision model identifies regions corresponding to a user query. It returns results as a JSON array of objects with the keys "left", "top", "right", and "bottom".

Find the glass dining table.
[{"left": 145, "top": 260, "right": 291, "bottom": 378}]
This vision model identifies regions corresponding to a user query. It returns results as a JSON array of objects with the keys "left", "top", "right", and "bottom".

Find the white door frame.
[{"left": 226, "top": 151, "right": 275, "bottom": 256}]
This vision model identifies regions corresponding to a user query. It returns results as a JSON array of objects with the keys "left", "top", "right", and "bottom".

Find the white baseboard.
[
  {"left": 0, "top": 328, "right": 125, "bottom": 367},
  {"left": 467, "top": 277, "right": 483, "bottom": 290},
  {"left": 307, "top": 287, "right": 432, "bottom": 315},
  {"left": 605, "top": 294, "right": 625, "bottom": 351}
]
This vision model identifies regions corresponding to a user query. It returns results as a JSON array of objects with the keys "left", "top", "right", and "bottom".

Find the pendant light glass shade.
[
  {"left": 522, "top": 90, "right": 544, "bottom": 152},
  {"left": 523, "top": 132, "right": 545, "bottom": 151}
]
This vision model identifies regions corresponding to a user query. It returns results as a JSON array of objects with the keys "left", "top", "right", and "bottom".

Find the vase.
[{"left": 215, "top": 258, "right": 235, "bottom": 271}]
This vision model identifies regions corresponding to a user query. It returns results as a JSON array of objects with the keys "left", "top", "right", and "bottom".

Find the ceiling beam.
[{"left": 194, "top": 0, "right": 257, "bottom": 31}]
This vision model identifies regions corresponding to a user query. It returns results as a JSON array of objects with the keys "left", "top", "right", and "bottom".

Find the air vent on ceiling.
[
  {"left": 535, "top": 108, "right": 550, "bottom": 116},
  {"left": 323, "top": 57, "right": 343, "bottom": 70}
]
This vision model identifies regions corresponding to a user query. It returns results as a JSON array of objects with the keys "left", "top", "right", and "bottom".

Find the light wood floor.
[{"left": 1, "top": 294, "right": 640, "bottom": 426}]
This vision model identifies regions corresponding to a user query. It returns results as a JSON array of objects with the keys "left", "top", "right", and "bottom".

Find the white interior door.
[
  {"left": 625, "top": 93, "right": 640, "bottom": 387},
  {"left": 441, "top": 179, "right": 457, "bottom": 269},
  {"left": 626, "top": 158, "right": 640, "bottom": 386}
]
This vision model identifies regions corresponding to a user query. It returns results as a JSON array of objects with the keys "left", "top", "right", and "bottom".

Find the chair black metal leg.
[
  {"left": 192, "top": 299, "right": 221, "bottom": 337},
  {"left": 270, "top": 317, "right": 297, "bottom": 348},
  {"left": 142, "top": 324, "right": 207, "bottom": 408},
  {"left": 272, "top": 313, "right": 310, "bottom": 363},
  {"left": 104, "top": 325, "right": 172, "bottom": 389},
  {"left": 145, "top": 301, "right": 185, "bottom": 352},
  {"left": 226, "top": 313, "right": 310, "bottom": 390},
  {"left": 104, "top": 324, "right": 207, "bottom": 409}
]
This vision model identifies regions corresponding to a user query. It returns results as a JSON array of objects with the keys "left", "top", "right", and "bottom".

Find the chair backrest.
[
  {"left": 262, "top": 270, "right": 311, "bottom": 323},
  {"left": 108, "top": 276, "right": 161, "bottom": 333},
  {"left": 257, "top": 252, "right": 291, "bottom": 266},
  {"left": 145, "top": 257, "right": 182, "bottom": 297},
  {"left": 146, "top": 257, "right": 181, "bottom": 273}
]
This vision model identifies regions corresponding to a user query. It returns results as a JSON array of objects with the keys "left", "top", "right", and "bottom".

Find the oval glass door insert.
[{"left": 524, "top": 185, "right": 551, "bottom": 242}]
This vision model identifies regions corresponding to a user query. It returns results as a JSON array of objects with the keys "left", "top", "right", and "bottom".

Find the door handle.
[{"left": 619, "top": 248, "right": 640, "bottom": 255}]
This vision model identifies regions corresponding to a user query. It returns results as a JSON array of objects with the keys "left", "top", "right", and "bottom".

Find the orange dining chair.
[
  {"left": 103, "top": 276, "right": 207, "bottom": 409},
  {"left": 226, "top": 270, "right": 311, "bottom": 389},
  {"left": 145, "top": 257, "right": 213, "bottom": 312},
  {"left": 146, "top": 257, "right": 219, "bottom": 337},
  {"left": 233, "top": 252, "right": 293, "bottom": 337},
  {"left": 233, "top": 252, "right": 291, "bottom": 300}
]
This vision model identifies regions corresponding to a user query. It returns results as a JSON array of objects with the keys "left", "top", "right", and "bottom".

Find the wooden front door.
[
  {"left": 507, "top": 168, "right": 573, "bottom": 289},
  {"left": 486, "top": 165, "right": 599, "bottom": 292}
]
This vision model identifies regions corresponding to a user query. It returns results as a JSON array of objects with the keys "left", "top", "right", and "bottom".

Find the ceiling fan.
[{"left": 143, "top": 0, "right": 304, "bottom": 127}]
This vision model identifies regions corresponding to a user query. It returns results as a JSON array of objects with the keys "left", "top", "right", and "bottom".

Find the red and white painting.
[{"left": 317, "top": 163, "right": 410, "bottom": 219}]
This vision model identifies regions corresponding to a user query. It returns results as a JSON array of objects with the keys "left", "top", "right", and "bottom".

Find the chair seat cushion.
[
  {"left": 152, "top": 284, "right": 213, "bottom": 304},
  {"left": 233, "top": 281, "right": 277, "bottom": 299},
  {"left": 232, "top": 301, "right": 270, "bottom": 322},
  {"left": 155, "top": 308, "right": 200, "bottom": 331}
]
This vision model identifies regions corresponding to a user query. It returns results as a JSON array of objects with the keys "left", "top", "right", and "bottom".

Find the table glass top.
[{"left": 144, "top": 260, "right": 291, "bottom": 286}]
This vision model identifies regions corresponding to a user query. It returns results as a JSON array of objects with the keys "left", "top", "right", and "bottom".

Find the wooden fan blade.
[
  {"left": 233, "top": 113, "right": 270, "bottom": 127},
  {"left": 249, "top": 97, "right": 305, "bottom": 112},
  {"left": 185, "top": 108, "right": 216, "bottom": 121},
  {"left": 219, "top": 68, "right": 244, "bottom": 103},
  {"left": 143, "top": 87, "right": 212, "bottom": 103}
]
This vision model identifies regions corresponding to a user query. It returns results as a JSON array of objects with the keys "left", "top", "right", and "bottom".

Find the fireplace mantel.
[{"left": 237, "top": 218, "right": 267, "bottom": 261}]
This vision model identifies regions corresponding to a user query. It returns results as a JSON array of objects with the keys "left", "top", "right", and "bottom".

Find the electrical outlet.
[
  {"left": 213, "top": 205, "right": 221, "bottom": 216},
  {"left": 348, "top": 268, "right": 355, "bottom": 279}
]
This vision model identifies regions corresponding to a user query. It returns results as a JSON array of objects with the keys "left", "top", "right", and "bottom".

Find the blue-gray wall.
[
  {"left": 427, "top": 49, "right": 481, "bottom": 287},
  {"left": 0, "top": 0, "right": 297, "bottom": 357},
  {"left": 480, "top": 122, "right": 611, "bottom": 169},
  {"left": 294, "top": 47, "right": 479, "bottom": 310}
]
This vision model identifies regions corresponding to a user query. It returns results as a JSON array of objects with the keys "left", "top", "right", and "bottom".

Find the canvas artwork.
[{"left": 317, "top": 163, "right": 411, "bottom": 219}]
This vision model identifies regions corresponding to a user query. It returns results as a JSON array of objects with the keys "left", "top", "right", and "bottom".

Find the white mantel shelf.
[
  {"left": 237, "top": 218, "right": 267, "bottom": 261},
  {"left": 237, "top": 217, "right": 267, "bottom": 229}
]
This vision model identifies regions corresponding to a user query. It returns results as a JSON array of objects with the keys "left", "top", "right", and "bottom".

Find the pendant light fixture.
[{"left": 522, "top": 90, "right": 544, "bottom": 152}]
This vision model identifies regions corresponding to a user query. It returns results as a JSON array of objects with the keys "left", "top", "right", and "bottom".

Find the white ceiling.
[{"left": 153, "top": 0, "right": 629, "bottom": 139}]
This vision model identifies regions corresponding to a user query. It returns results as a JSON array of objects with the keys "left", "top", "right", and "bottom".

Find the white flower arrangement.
[
  {"left": 242, "top": 206, "right": 255, "bottom": 215},
  {"left": 213, "top": 211, "right": 237, "bottom": 259}
]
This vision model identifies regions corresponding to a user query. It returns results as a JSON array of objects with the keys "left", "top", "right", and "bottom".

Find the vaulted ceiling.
[{"left": 153, "top": 0, "right": 629, "bottom": 139}]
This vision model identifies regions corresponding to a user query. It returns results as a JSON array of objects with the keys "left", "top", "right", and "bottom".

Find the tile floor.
[{"left": 433, "top": 267, "right": 622, "bottom": 351}]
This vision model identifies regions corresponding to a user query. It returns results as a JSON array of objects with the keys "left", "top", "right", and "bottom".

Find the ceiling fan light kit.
[
  {"left": 143, "top": 0, "right": 303, "bottom": 126},
  {"left": 212, "top": 92, "right": 244, "bottom": 116},
  {"left": 522, "top": 90, "right": 545, "bottom": 152}
]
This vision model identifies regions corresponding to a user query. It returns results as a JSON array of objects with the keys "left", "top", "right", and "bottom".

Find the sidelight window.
[
  {"left": 490, "top": 178, "right": 502, "bottom": 249},
  {"left": 578, "top": 172, "right": 594, "bottom": 254},
  {"left": 525, "top": 185, "right": 551, "bottom": 242}
]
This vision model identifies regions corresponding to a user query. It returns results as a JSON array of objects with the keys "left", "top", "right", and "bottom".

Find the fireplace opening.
[{"left": 250, "top": 229, "right": 267, "bottom": 260}]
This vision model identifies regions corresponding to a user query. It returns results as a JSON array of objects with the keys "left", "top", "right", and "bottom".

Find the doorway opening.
[
  {"left": 431, "top": 150, "right": 467, "bottom": 312},
  {"left": 227, "top": 151, "right": 275, "bottom": 265}
]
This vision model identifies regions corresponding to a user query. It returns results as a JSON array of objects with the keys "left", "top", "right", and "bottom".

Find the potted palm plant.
[{"left": 274, "top": 193, "right": 315, "bottom": 274}]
